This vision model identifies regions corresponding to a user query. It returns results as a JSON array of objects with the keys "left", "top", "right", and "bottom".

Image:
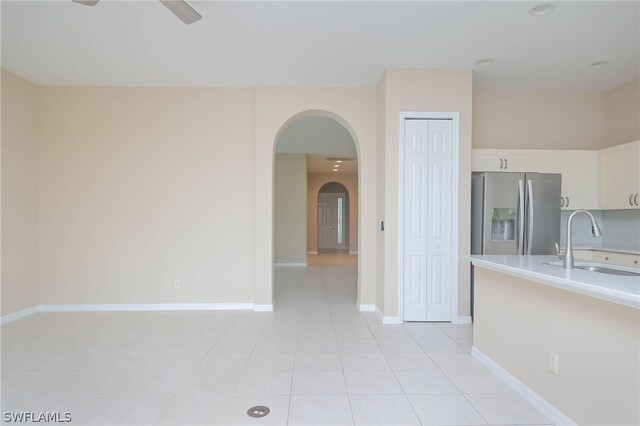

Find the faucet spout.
[{"left": 563, "top": 210, "right": 603, "bottom": 269}]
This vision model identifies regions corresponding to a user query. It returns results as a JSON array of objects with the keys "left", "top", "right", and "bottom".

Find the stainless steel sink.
[
  {"left": 573, "top": 265, "right": 640, "bottom": 277},
  {"left": 543, "top": 261, "right": 640, "bottom": 277}
]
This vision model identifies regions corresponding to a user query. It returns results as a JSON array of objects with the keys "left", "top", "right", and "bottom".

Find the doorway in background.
[{"left": 317, "top": 182, "right": 349, "bottom": 251}]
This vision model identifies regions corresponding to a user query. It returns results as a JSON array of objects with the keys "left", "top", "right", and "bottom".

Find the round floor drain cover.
[{"left": 247, "top": 406, "right": 270, "bottom": 418}]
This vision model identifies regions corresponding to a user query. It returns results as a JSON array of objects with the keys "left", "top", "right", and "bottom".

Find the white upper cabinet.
[
  {"left": 471, "top": 149, "right": 539, "bottom": 172},
  {"left": 599, "top": 141, "right": 640, "bottom": 210},
  {"left": 538, "top": 150, "right": 599, "bottom": 210}
]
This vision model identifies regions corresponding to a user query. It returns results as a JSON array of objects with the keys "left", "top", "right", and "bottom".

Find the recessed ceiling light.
[
  {"left": 588, "top": 61, "right": 609, "bottom": 69},
  {"left": 474, "top": 58, "right": 494, "bottom": 67},
  {"left": 334, "top": 164, "right": 340, "bottom": 167},
  {"left": 332, "top": 169, "right": 338, "bottom": 172},
  {"left": 529, "top": 3, "right": 555, "bottom": 16},
  {"left": 336, "top": 160, "right": 343, "bottom": 163}
]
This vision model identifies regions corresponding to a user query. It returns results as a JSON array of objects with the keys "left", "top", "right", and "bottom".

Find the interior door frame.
[
  {"left": 398, "top": 112, "right": 460, "bottom": 323},
  {"left": 317, "top": 191, "right": 347, "bottom": 250}
]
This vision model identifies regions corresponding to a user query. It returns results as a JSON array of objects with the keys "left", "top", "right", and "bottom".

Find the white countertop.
[{"left": 467, "top": 255, "right": 640, "bottom": 309}]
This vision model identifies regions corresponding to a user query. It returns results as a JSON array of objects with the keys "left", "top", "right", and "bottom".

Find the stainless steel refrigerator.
[{"left": 471, "top": 172, "right": 561, "bottom": 255}]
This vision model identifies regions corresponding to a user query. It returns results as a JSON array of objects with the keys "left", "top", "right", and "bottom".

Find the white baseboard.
[
  {"left": 374, "top": 305, "right": 403, "bottom": 325},
  {"left": 2, "top": 303, "right": 266, "bottom": 325},
  {"left": 453, "top": 316, "right": 472, "bottom": 325},
  {"left": 274, "top": 263, "right": 307, "bottom": 267},
  {"left": 39, "top": 303, "right": 256, "bottom": 312},
  {"left": 307, "top": 251, "right": 318, "bottom": 255},
  {"left": 382, "top": 316, "right": 402, "bottom": 324},
  {"left": 471, "top": 347, "right": 575, "bottom": 426},
  {"left": 1, "top": 306, "right": 40, "bottom": 325},
  {"left": 358, "top": 304, "right": 376, "bottom": 312},
  {"left": 253, "top": 304, "right": 274, "bottom": 312}
]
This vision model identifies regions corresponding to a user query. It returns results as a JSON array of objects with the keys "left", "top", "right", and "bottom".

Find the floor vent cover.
[{"left": 247, "top": 406, "right": 270, "bottom": 418}]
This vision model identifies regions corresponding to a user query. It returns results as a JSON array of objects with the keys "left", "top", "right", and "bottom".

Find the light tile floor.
[{"left": 1, "top": 264, "right": 550, "bottom": 425}]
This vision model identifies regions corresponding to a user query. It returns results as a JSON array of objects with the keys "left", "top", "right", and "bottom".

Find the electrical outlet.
[
  {"left": 174, "top": 280, "right": 182, "bottom": 289},
  {"left": 548, "top": 351, "right": 559, "bottom": 375}
]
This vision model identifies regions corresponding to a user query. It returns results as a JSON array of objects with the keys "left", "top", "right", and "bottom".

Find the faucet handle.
[{"left": 555, "top": 243, "right": 564, "bottom": 260}]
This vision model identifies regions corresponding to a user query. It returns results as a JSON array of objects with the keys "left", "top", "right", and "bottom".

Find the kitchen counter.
[
  {"left": 470, "top": 255, "right": 640, "bottom": 425},
  {"left": 467, "top": 255, "right": 640, "bottom": 309}
]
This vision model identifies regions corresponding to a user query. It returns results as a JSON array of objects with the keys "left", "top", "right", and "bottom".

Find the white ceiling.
[
  {"left": 1, "top": 1, "right": 638, "bottom": 91},
  {"left": 275, "top": 117, "right": 357, "bottom": 156},
  {"left": 307, "top": 155, "right": 358, "bottom": 174}
]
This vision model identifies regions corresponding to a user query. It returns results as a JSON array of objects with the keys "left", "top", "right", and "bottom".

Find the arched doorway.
[
  {"left": 272, "top": 113, "right": 359, "bottom": 306},
  {"left": 317, "top": 182, "right": 349, "bottom": 251}
]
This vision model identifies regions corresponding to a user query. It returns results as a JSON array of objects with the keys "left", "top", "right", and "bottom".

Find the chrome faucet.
[{"left": 563, "top": 210, "right": 603, "bottom": 269}]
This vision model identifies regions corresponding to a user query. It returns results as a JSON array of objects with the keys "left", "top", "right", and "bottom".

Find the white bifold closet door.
[{"left": 403, "top": 119, "right": 454, "bottom": 322}]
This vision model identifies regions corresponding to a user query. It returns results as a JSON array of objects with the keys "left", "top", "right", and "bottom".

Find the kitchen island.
[{"left": 467, "top": 255, "right": 639, "bottom": 426}]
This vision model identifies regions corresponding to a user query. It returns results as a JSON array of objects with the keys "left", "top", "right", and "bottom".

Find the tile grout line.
[
  {"left": 389, "top": 323, "right": 435, "bottom": 424},
  {"left": 130, "top": 312, "right": 233, "bottom": 422},
  {"left": 415, "top": 323, "right": 491, "bottom": 425},
  {"left": 286, "top": 267, "right": 303, "bottom": 426},
  {"left": 325, "top": 263, "right": 357, "bottom": 426},
  {"left": 356, "top": 272, "right": 422, "bottom": 424}
]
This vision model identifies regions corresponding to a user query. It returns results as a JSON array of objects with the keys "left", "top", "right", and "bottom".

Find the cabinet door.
[
  {"left": 599, "top": 141, "right": 640, "bottom": 210},
  {"left": 590, "top": 251, "right": 640, "bottom": 268},
  {"left": 539, "top": 150, "right": 599, "bottom": 210},
  {"left": 472, "top": 150, "right": 504, "bottom": 172},
  {"left": 472, "top": 149, "right": 538, "bottom": 172},
  {"left": 502, "top": 150, "right": 539, "bottom": 172}
]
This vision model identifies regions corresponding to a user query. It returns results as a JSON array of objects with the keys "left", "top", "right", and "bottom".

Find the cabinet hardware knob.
[
  {"left": 504, "top": 158, "right": 508, "bottom": 169},
  {"left": 566, "top": 197, "right": 569, "bottom": 208},
  {"left": 634, "top": 260, "right": 638, "bottom": 265},
  {"left": 605, "top": 256, "right": 610, "bottom": 261},
  {"left": 630, "top": 194, "right": 634, "bottom": 206},
  {"left": 560, "top": 197, "right": 564, "bottom": 207},
  {"left": 499, "top": 158, "right": 503, "bottom": 169},
  {"left": 635, "top": 194, "right": 638, "bottom": 206}
]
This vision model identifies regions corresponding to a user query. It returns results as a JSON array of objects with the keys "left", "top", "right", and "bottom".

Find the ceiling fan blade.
[
  {"left": 72, "top": 0, "right": 100, "bottom": 5},
  {"left": 159, "top": 0, "right": 202, "bottom": 25}
]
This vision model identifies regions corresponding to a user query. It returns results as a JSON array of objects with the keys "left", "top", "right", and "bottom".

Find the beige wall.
[
  {"left": 603, "top": 78, "right": 640, "bottom": 148},
  {"left": 254, "top": 87, "right": 377, "bottom": 307},
  {"left": 1, "top": 69, "right": 40, "bottom": 315},
  {"left": 307, "top": 173, "right": 358, "bottom": 253},
  {"left": 473, "top": 89, "right": 605, "bottom": 150},
  {"left": 474, "top": 267, "right": 639, "bottom": 425},
  {"left": 380, "top": 69, "right": 473, "bottom": 319},
  {"left": 274, "top": 154, "right": 307, "bottom": 264},
  {"left": 37, "top": 86, "right": 256, "bottom": 304}
]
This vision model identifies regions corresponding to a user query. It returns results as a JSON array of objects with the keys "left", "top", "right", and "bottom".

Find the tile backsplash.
[
  {"left": 602, "top": 210, "right": 640, "bottom": 249},
  {"left": 560, "top": 209, "right": 640, "bottom": 250}
]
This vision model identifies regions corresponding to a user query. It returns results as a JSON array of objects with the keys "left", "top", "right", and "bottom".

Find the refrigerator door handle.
[
  {"left": 517, "top": 179, "right": 525, "bottom": 255},
  {"left": 527, "top": 179, "right": 534, "bottom": 255}
]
